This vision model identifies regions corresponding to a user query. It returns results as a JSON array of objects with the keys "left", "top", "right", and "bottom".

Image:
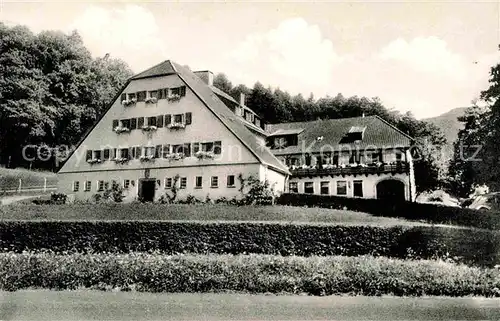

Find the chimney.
[
  {"left": 193, "top": 70, "right": 214, "bottom": 86},
  {"left": 239, "top": 93, "right": 246, "bottom": 106}
]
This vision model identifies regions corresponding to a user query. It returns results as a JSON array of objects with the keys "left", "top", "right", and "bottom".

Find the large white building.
[{"left": 57, "top": 60, "right": 416, "bottom": 202}]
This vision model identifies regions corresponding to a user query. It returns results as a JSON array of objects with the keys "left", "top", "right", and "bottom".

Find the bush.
[
  {"left": 32, "top": 193, "right": 66, "bottom": 205},
  {"left": 0, "top": 220, "right": 499, "bottom": 266},
  {"left": 277, "top": 193, "right": 500, "bottom": 230},
  {"left": 1, "top": 252, "right": 499, "bottom": 296}
]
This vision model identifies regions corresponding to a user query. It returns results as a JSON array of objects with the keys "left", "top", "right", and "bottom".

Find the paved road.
[{"left": 1, "top": 291, "right": 500, "bottom": 320}]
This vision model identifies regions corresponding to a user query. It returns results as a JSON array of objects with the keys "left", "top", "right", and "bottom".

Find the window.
[
  {"left": 213, "top": 141, "right": 222, "bottom": 155},
  {"left": 112, "top": 119, "right": 119, "bottom": 129},
  {"left": 131, "top": 118, "right": 137, "bottom": 130},
  {"left": 137, "top": 91, "right": 146, "bottom": 102},
  {"left": 149, "top": 90, "right": 158, "bottom": 98},
  {"left": 144, "top": 146, "right": 155, "bottom": 157},
  {"left": 337, "top": 181, "right": 347, "bottom": 195},
  {"left": 185, "top": 112, "right": 192, "bottom": 125},
  {"left": 193, "top": 142, "right": 200, "bottom": 154},
  {"left": 162, "top": 144, "right": 171, "bottom": 157},
  {"left": 227, "top": 175, "right": 235, "bottom": 188},
  {"left": 84, "top": 181, "right": 91, "bottom": 192},
  {"left": 170, "top": 86, "right": 186, "bottom": 97},
  {"left": 211, "top": 176, "right": 219, "bottom": 188},
  {"left": 147, "top": 116, "right": 156, "bottom": 126},
  {"left": 155, "top": 145, "right": 163, "bottom": 158},
  {"left": 97, "top": 180, "right": 105, "bottom": 192},
  {"left": 180, "top": 177, "right": 187, "bottom": 189},
  {"left": 174, "top": 114, "right": 183, "bottom": 123},
  {"left": 121, "top": 93, "right": 126, "bottom": 101},
  {"left": 396, "top": 150, "right": 403, "bottom": 162},
  {"left": 274, "top": 137, "right": 287, "bottom": 149},
  {"left": 121, "top": 119, "right": 131, "bottom": 129},
  {"left": 289, "top": 182, "right": 298, "bottom": 193},
  {"left": 165, "top": 114, "right": 171, "bottom": 125},
  {"left": 94, "top": 150, "right": 102, "bottom": 160},
  {"left": 158, "top": 88, "right": 166, "bottom": 99},
  {"left": 172, "top": 144, "right": 184, "bottom": 154},
  {"left": 195, "top": 176, "right": 203, "bottom": 188},
  {"left": 353, "top": 180, "right": 363, "bottom": 197},
  {"left": 103, "top": 149, "right": 110, "bottom": 160},
  {"left": 183, "top": 143, "right": 191, "bottom": 157},
  {"left": 124, "top": 179, "right": 130, "bottom": 189},
  {"left": 131, "top": 146, "right": 140, "bottom": 159},
  {"left": 128, "top": 93, "right": 136, "bottom": 100},
  {"left": 165, "top": 177, "right": 172, "bottom": 189},
  {"left": 202, "top": 142, "right": 214, "bottom": 152},
  {"left": 73, "top": 181, "right": 80, "bottom": 192},
  {"left": 320, "top": 181, "right": 330, "bottom": 195},
  {"left": 120, "top": 148, "right": 129, "bottom": 159},
  {"left": 304, "top": 182, "right": 314, "bottom": 194}
]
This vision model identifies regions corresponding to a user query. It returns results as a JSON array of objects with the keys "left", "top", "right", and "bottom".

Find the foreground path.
[{"left": 1, "top": 291, "right": 500, "bottom": 320}]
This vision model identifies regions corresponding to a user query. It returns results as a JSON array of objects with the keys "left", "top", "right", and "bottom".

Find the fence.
[{"left": 0, "top": 178, "right": 57, "bottom": 195}]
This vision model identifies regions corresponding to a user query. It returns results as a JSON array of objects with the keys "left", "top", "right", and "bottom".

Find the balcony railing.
[{"left": 290, "top": 162, "right": 409, "bottom": 177}]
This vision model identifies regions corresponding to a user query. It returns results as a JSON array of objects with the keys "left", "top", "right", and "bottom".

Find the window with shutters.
[
  {"left": 121, "top": 119, "right": 131, "bottom": 129},
  {"left": 353, "top": 180, "right": 363, "bottom": 197},
  {"left": 174, "top": 114, "right": 183, "bottom": 123},
  {"left": 131, "top": 118, "right": 137, "bottom": 130},
  {"left": 211, "top": 176, "right": 218, "bottom": 188},
  {"left": 172, "top": 144, "right": 184, "bottom": 154},
  {"left": 162, "top": 144, "right": 171, "bottom": 157},
  {"left": 137, "top": 117, "right": 144, "bottom": 128},
  {"left": 195, "top": 176, "right": 202, "bottom": 188},
  {"left": 144, "top": 146, "right": 155, "bottom": 157},
  {"left": 121, "top": 93, "right": 126, "bottom": 101},
  {"left": 156, "top": 115, "right": 164, "bottom": 127},
  {"left": 202, "top": 142, "right": 214, "bottom": 152},
  {"left": 137, "top": 91, "right": 146, "bottom": 102},
  {"left": 120, "top": 148, "right": 129, "bottom": 159},
  {"left": 112, "top": 148, "right": 117, "bottom": 159},
  {"left": 94, "top": 150, "right": 102, "bottom": 160},
  {"left": 185, "top": 112, "right": 192, "bottom": 125},
  {"left": 97, "top": 180, "right": 105, "bottom": 192},
  {"left": 180, "top": 177, "right": 187, "bottom": 189},
  {"left": 214, "top": 141, "right": 222, "bottom": 155},
  {"left": 86, "top": 150, "right": 92, "bottom": 161},
  {"left": 193, "top": 142, "right": 200, "bottom": 154},
  {"left": 147, "top": 116, "right": 156, "bottom": 126},
  {"left": 73, "top": 181, "right": 80, "bottom": 192},
  {"left": 133, "top": 146, "right": 141, "bottom": 159},
  {"left": 112, "top": 119, "right": 119, "bottom": 129},
  {"left": 128, "top": 93, "right": 136, "bottom": 100},
  {"left": 165, "top": 177, "right": 172, "bottom": 189},
  {"left": 148, "top": 90, "right": 158, "bottom": 98},
  {"left": 165, "top": 114, "right": 171, "bottom": 125},
  {"left": 84, "top": 181, "right": 91, "bottom": 192}
]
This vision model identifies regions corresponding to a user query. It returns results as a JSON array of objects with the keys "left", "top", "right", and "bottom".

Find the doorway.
[
  {"left": 139, "top": 178, "right": 156, "bottom": 202},
  {"left": 376, "top": 179, "right": 405, "bottom": 201}
]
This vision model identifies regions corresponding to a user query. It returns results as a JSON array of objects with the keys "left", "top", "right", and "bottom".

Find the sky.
[{"left": 1, "top": 1, "right": 499, "bottom": 119}]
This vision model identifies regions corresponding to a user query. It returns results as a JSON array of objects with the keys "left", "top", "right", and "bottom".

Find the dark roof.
[
  {"left": 269, "top": 128, "right": 304, "bottom": 136},
  {"left": 131, "top": 60, "right": 177, "bottom": 80},
  {"left": 170, "top": 62, "right": 289, "bottom": 174},
  {"left": 266, "top": 116, "right": 413, "bottom": 156}
]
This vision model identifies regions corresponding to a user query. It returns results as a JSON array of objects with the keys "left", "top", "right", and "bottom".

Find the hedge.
[
  {"left": 277, "top": 193, "right": 500, "bottom": 230},
  {"left": 1, "top": 252, "right": 500, "bottom": 296},
  {"left": 1, "top": 221, "right": 500, "bottom": 266}
]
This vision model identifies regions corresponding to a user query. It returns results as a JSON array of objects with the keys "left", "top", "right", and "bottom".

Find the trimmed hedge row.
[
  {"left": 1, "top": 221, "right": 500, "bottom": 266},
  {"left": 277, "top": 193, "right": 500, "bottom": 230},
  {"left": 1, "top": 252, "right": 499, "bottom": 296}
]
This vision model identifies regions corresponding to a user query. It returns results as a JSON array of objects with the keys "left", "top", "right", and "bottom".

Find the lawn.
[
  {"left": 0, "top": 167, "right": 57, "bottom": 192},
  {"left": 0, "top": 203, "right": 428, "bottom": 226},
  {"left": 1, "top": 291, "right": 499, "bottom": 320}
]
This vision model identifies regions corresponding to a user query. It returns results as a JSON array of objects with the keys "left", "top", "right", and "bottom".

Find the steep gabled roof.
[
  {"left": 131, "top": 60, "right": 177, "bottom": 80},
  {"left": 266, "top": 115, "right": 413, "bottom": 156},
  {"left": 171, "top": 62, "right": 289, "bottom": 174}
]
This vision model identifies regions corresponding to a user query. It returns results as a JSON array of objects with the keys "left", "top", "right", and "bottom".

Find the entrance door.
[
  {"left": 139, "top": 179, "right": 156, "bottom": 202},
  {"left": 376, "top": 179, "right": 405, "bottom": 201}
]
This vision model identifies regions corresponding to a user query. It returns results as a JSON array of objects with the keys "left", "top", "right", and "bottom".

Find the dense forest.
[{"left": 0, "top": 23, "right": 460, "bottom": 194}]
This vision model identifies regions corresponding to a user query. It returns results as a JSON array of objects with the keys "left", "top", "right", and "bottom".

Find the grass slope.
[
  {"left": 0, "top": 167, "right": 57, "bottom": 191},
  {"left": 0, "top": 203, "right": 425, "bottom": 226}
]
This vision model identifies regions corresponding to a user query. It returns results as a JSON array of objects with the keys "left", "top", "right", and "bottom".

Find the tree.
[{"left": 213, "top": 73, "right": 233, "bottom": 93}]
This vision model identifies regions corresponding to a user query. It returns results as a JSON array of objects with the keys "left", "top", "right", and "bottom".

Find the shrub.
[
  {"left": 0, "top": 220, "right": 499, "bottom": 267},
  {"left": 103, "top": 182, "right": 125, "bottom": 203},
  {"left": 277, "top": 193, "right": 500, "bottom": 230},
  {"left": 1, "top": 253, "right": 499, "bottom": 296},
  {"left": 239, "top": 175, "right": 276, "bottom": 205}
]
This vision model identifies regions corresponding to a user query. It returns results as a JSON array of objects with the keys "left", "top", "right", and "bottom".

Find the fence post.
[
  {"left": 18, "top": 179, "right": 22, "bottom": 193},
  {"left": 44, "top": 177, "right": 47, "bottom": 192}
]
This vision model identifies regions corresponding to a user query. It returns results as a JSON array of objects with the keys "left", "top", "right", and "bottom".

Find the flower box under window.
[
  {"left": 195, "top": 151, "right": 215, "bottom": 159},
  {"left": 145, "top": 97, "right": 158, "bottom": 104},
  {"left": 166, "top": 122, "right": 185, "bottom": 129},
  {"left": 121, "top": 98, "right": 137, "bottom": 106},
  {"left": 167, "top": 94, "right": 181, "bottom": 102},
  {"left": 113, "top": 157, "right": 129, "bottom": 164},
  {"left": 164, "top": 152, "right": 185, "bottom": 161},
  {"left": 141, "top": 125, "right": 157, "bottom": 132},
  {"left": 87, "top": 158, "right": 102, "bottom": 165},
  {"left": 139, "top": 155, "right": 155, "bottom": 162},
  {"left": 113, "top": 126, "right": 130, "bottom": 134}
]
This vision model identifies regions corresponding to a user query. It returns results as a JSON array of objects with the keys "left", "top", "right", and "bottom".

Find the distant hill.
[{"left": 423, "top": 107, "right": 468, "bottom": 145}]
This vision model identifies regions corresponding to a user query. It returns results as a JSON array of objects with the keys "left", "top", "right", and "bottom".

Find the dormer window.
[{"left": 340, "top": 126, "right": 366, "bottom": 144}]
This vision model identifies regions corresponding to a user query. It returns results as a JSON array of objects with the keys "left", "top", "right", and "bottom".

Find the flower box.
[
  {"left": 140, "top": 155, "right": 155, "bottom": 162},
  {"left": 113, "top": 126, "right": 130, "bottom": 134},
  {"left": 87, "top": 159, "right": 102, "bottom": 165},
  {"left": 113, "top": 157, "right": 129, "bottom": 164},
  {"left": 145, "top": 97, "right": 158, "bottom": 104},
  {"left": 166, "top": 122, "right": 185, "bottom": 129},
  {"left": 167, "top": 94, "right": 181, "bottom": 102},
  {"left": 141, "top": 125, "right": 157, "bottom": 132},
  {"left": 195, "top": 151, "right": 214, "bottom": 159},
  {"left": 121, "top": 98, "right": 137, "bottom": 106},
  {"left": 165, "top": 152, "right": 185, "bottom": 161}
]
